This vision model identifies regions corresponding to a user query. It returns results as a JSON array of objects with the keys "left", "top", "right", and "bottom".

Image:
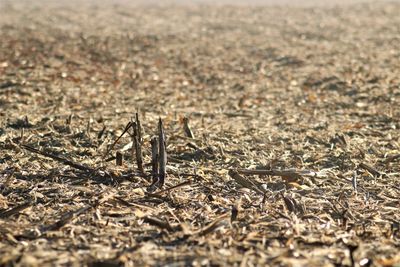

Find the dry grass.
[{"left": 0, "top": 1, "right": 399, "bottom": 266}]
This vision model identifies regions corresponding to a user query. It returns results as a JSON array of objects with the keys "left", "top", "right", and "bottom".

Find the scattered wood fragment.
[
  {"left": 116, "top": 151, "right": 123, "bottom": 166},
  {"left": 104, "top": 121, "right": 132, "bottom": 158},
  {"left": 158, "top": 118, "right": 167, "bottom": 187},
  {"left": 228, "top": 170, "right": 265, "bottom": 195},
  {"left": 151, "top": 136, "right": 159, "bottom": 184},
  {"left": 182, "top": 116, "right": 194, "bottom": 138},
  {"left": 186, "top": 142, "right": 214, "bottom": 160},
  {"left": 132, "top": 113, "right": 144, "bottom": 174},
  {"left": 113, "top": 196, "right": 157, "bottom": 211},
  {"left": 236, "top": 168, "right": 322, "bottom": 179},
  {"left": 21, "top": 144, "right": 94, "bottom": 172},
  {"left": 196, "top": 214, "right": 230, "bottom": 236},
  {"left": 230, "top": 205, "right": 238, "bottom": 223},
  {"left": 0, "top": 201, "right": 32, "bottom": 218},
  {"left": 42, "top": 193, "right": 113, "bottom": 232},
  {"left": 43, "top": 205, "right": 92, "bottom": 231},
  {"left": 351, "top": 171, "right": 357, "bottom": 192},
  {"left": 149, "top": 180, "right": 191, "bottom": 196},
  {"left": 143, "top": 216, "right": 174, "bottom": 232},
  {"left": 97, "top": 125, "right": 106, "bottom": 140},
  {"left": 384, "top": 154, "right": 400, "bottom": 164},
  {"left": 358, "top": 162, "right": 381, "bottom": 177},
  {"left": 282, "top": 194, "right": 297, "bottom": 213}
]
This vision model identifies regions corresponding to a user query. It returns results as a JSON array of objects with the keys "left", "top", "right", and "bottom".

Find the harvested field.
[{"left": 0, "top": 0, "right": 399, "bottom": 266}]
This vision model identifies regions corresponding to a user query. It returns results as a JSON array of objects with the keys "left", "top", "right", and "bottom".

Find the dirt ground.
[{"left": 0, "top": 0, "right": 399, "bottom": 266}]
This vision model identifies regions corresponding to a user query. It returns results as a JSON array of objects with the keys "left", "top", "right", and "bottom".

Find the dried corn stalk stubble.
[{"left": 0, "top": 1, "right": 399, "bottom": 266}]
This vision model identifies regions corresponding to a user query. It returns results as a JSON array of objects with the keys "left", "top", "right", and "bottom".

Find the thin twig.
[
  {"left": 0, "top": 201, "right": 33, "bottom": 218},
  {"left": 143, "top": 216, "right": 174, "bottom": 232},
  {"left": 104, "top": 121, "right": 133, "bottom": 158},
  {"left": 43, "top": 205, "right": 92, "bottom": 231},
  {"left": 236, "top": 168, "right": 323, "bottom": 178},
  {"left": 183, "top": 116, "right": 194, "bottom": 138},
  {"left": 21, "top": 144, "right": 94, "bottom": 172},
  {"left": 150, "top": 180, "right": 192, "bottom": 196},
  {"left": 358, "top": 162, "right": 381, "bottom": 177},
  {"left": 228, "top": 170, "right": 265, "bottom": 195}
]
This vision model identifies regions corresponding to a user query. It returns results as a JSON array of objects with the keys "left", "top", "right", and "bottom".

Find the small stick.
[
  {"left": 116, "top": 151, "right": 123, "bottom": 166},
  {"left": 97, "top": 125, "right": 106, "bottom": 140},
  {"left": 352, "top": 171, "right": 357, "bottom": 192},
  {"left": 385, "top": 154, "right": 400, "bottom": 164},
  {"left": 158, "top": 118, "right": 167, "bottom": 187},
  {"left": 282, "top": 193, "right": 297, "bottom": 213},
  {"left": 21, "top": 145, "right": 93, "bottom": 172},
  {"left": 358, "top": 162, "right": 381, "bottom": 177},
  {"left": 132, "top": 120, "right": 144, "bottom": 174},
  {"left": 196, "top": 214, "right": 229, "bottom": 236},
  {"left": 43, "top": 193, "right": 113, "bottom": 232},
  {"left": 0, "top": 201, "right": 32, "bottom": 218},
  {"left": 187, "top": 142, "right": 213, "bottom": 159},
  {"left": 86, "top": 119, "right": 91, "bottom": 138},
  {"left": 150, "top": 180, "right": 191, "bottom": 196},
  {"left": 151, "top": 136, "right": 159, "bottom": 183},
  {"left": 66, "top": 114, "right": 73, "bottom": 125},
  {"left": 182, "top": 116, "right": 194, "bottom": 138},
  {"left": 143, "top": 216, "right": 173, "bottom": 232},
  {"left": 135, "top": 112, "right": 143, "bottom": 143},
  {"left": 104, "top": 121, "right": 132, "bottom": 158},
  {"left": 135, "top": 113, "right": 144, "bottom": 173},
  {"left": 44, "top": 205, "right": 92, "bottom": 231},
  {"left": 236, "top": 168, "right": 321, "bottom": 178},
  {"left": 228, "top": 170, "right": 265, "bottom": 195},
  {"left": 230, "top": 205, "right": 238, "bottom": 223}
]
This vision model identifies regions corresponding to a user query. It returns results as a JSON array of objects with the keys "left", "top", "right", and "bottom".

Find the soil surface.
[{"left": 0, "top": 1, "right": 399, "bottom": 266}]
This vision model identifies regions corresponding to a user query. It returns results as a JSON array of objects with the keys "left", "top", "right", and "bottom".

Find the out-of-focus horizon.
[{"left": 0, "top": 0, "right": 398, "bottom": 7}]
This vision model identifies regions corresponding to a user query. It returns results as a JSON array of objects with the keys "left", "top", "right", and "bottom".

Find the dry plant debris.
[{"left": 0, "top": 0, "right": 399, "bottom": 266}]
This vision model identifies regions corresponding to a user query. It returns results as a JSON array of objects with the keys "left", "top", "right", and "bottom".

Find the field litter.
[{"left": 0, "top": 1, "right": 399, "bottom": 266}]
